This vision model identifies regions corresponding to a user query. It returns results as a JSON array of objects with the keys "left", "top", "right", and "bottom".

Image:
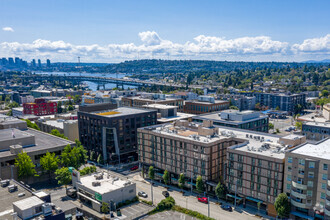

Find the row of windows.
[{"left": 287, "top": 157, "right": 328, "bottom": 170}]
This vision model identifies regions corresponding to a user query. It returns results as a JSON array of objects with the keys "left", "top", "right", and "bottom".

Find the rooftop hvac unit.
[
  {"left": 92, "top": 181, "right": 101, "bottom": 187},
  {"left": 42, "top": 203, "right": 52, "bottom": 216}
]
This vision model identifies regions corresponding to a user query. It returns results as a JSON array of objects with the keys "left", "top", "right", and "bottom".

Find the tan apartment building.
[
  {"left": 284, "top": 138, "right": 330, "bottom": 220},
  {"left": 226, "top": 134, "right": 305, "bottom": 217},
  {"left": 122, "top": 94, "right": 184, "bottom": 112},
  {"left": 138, "top": 120, "right": 239, "bottom": 192}
]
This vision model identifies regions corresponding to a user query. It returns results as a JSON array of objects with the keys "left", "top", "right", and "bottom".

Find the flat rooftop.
[
  {"left": 88, "top": 107, "right": 156, "bottom": 118},
  {"left": 297, "top": 113, "right": 327, "bottom": 123},
  {"left": 304, "top": 121, "right": 330, "bottom": 128},
  {"left": 13, "top": 196, "right": 44, "bottom": 210},
  {"left": 139, "top": 122, "right": 280, "bottom": 152},
  {"left": 44, "top": 120, "right": 64, "bottom": 129},
  {"left": 126, "top": 96, "right": 182, "bottom": 101},
  {"left": 193, "top": 111, "right": 267, "bottom": 125},
  {"left": 0, "top": 128, "right": 33, "bottom": 142},
  {"left": 291, "top": 139, "right": 330, "bottom": 160},
  {"left": 0, "top": 180, "right": 32, "bottom": 219},
  {"left": 143, "top": 104, "right": 178, "bottom": 109},
  {"left": 157, "top": 112, "right": 195, "bottom": 123},
  {"left": 79, "top": 173, "right": 134, "bottom": 194},
  {"left": 185, "top": 100, "right": 228, "bottom": 105},
  {"left": 0, "top": 128, "right": 73, "bottom": 160}
]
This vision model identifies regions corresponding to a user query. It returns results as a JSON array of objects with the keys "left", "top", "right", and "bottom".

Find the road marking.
[{"left": 0, "top": 209, "right": 13, "bottom": 217}]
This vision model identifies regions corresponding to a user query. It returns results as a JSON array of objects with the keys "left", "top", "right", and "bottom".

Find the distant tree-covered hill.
[{"left": 101, "top": 59, "right": 327, "bottom": 74}]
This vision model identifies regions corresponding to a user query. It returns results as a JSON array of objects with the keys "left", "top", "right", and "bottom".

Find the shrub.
[
  {"left": 150, "top": 196, "right": 175, "bottom": 214},
  {"left": 173, "top": 206, "right": 215, "bottom": 220}
]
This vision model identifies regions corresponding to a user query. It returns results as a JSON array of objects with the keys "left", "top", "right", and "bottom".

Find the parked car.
[
  {"left": 130, "top": 165, "right": 139, "bottom": 171},
  {"left": 221, "top": 205, "right": 233, "bottom": 212},
  {"left": 197, "top": 197, "right": 208, "bottom": 204},
  {"left": 162, "top": 191, "right": 169, "bottom": 198},
  {"left": 138, "top": 191, "right": 148, "bottom": 198}
]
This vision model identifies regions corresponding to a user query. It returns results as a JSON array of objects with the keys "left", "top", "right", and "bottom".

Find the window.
[
  {"left": 324, "top": 164, "right": 328, "bottom": 171},
  {"left": 322, "top": 183, "right": 326, "bottom": 190},
  {"left": 298, "top": 159, "right": 305, "bottom": 166},
  {"left": 286, "top": 184, "right": 291, "bottom": 190},
  {"left": 307, "top": 190, "right": 313, "bottom": 197},
  {"left": 288, "top": 166, "right": 292, "bottom": 172},
  {"left": 307, "top": 181, "right": 313, "bottom": 187},
  {"left": 309, "top": 162, "right": 315, "bottom": 168},
  {"left": 298, "top": 168, "right": 304, "bottom": 175},
  {"left": 287, "top": 175, "right": 291, "bottom": 181},
  {"left": 308, "top": 172, "right": 314, "bottom": 178},
  {"left": 323, "top": 174, "right": 328, "bottom": 180},
  {"left": 288, "top": 157, "right": 292, "bottom": 163},
  {"left": 321, "top": 193, "right": 326, "bottom": 200}
]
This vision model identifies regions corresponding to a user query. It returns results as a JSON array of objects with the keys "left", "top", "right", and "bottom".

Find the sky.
[{"left": 0, "top": 0, "right": 329, "bottom": 63}]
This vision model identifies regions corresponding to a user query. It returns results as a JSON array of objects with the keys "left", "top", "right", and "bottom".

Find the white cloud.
[
  {"left": 0, "top": 31, "right": 329, "bottom": 62},
  {"left": 2, "top": 27, "right": 14, "bottom": 32},
  {"left": 292, "top": 34, "right": 330, "bottom": 53}
]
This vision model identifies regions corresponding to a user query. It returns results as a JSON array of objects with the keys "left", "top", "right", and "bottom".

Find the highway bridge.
[{"left": 23, "top": 75, "right": 191, "bottom": 89}]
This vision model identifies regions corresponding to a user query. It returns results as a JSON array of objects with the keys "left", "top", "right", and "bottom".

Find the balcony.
[
  {"left": 325, "top": 208, "right": 330, "bottom": 217},
  {"left": 291, "top": 200, "right": 307, "bottom": 209},
  {"left": 291, "top": 190, "right": 306, "bottom": 200},
  {"left": 327, "top": 190, "right": 330, "bottom": 197},
  {"left": 292, "top": 181, "right": 307, "bottom": 190},
  {"left": 328, "top": 180, "right": 330, "bottom": 187}
]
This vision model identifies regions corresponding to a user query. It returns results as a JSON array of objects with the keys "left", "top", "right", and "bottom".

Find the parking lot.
[
  {"left": 141, "top": 211, "right": 196, "bottom": 220},
  {"left": 119, "top": 202, "right": 153, "bottom": 219}
]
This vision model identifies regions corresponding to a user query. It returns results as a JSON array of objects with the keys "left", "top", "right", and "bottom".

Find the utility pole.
[
  {"left": 190, "top": 171, "right": 193, "bottom": 194},
  {"left": 208, "top": 196, "right": 210, "bottom": 217},
  {"left": 234, "top": 180, "right": 238, "bottom": 208},
  {"left": 151, "top": 180, "right": 154, "bottom": 205}
]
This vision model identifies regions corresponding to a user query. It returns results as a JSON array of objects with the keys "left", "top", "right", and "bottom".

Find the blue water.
[{"left": 35, "top": 71, "right": 136, "bottom": 91}]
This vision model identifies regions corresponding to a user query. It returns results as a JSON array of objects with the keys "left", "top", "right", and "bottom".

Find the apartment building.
[
  {"left": 138, "top": 120, "right": 238, "bottom": 192},
  {"left": 183, "top": 96, "right": 229, "bottom": 114},
  {"left": 78, "top": 107, "right": 157, "bottom": 164},
  {"left": 193, "top": 110, "right": 269, "bottom": 133},
  {"left": 302, "top": 122, "right": 330, "bottom": 141},
  {"left": 122, "top": 93, "right": 184, "bottom": 112},
  {"left": 238, "top": 92, "right": 306, "bottom": 113},
  {"left": 226, "top": 134, "right": 305, "bottom": 217},
  {"left": 23, "top": 98, "right": 57, "bottom": 116},
  {"left": 284, "top": 139, "right": 330, "bottom": 219}
]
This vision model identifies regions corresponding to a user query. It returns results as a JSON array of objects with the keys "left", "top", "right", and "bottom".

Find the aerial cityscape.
[{"left": 0, "top": 0, "right": 330, "bottom": 220}]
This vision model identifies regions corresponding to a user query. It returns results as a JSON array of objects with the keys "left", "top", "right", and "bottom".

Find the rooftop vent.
[{"left": 92, "top": 181, "right": 101, "bottom": 187}]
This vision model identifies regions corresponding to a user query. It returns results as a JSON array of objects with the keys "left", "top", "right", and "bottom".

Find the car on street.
[
  {"left": 197, "top": 197, "right": 208, "bottom": 204},
  {"left": 162, "top": 191, "right": 170, "bottom": 198},
  {"left": 221, "top": 205, "right": 233, "bottom": 212},
  {"left": 130, "top": 165, "right": 139, "bottom": 171},
  {"left": 138, "top": 191, "right": 148, "bottom": 198}
]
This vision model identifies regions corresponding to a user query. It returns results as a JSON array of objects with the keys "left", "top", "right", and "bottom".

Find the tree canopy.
[
  {"left": 163, "top": 170, "right": 170, "bottom": 185},
  {"left": 196, "top": 175, "right": 204, "bottom": 193},
  {"left": 274, "top": 193, "right": 291, "bottom": 219},
  {"left": 148, "top": 166, "right": 155, "bottom": 180},
  {"left": 40, "top": 152, "right": 60, "bottom": 178},
  {"left": 55, "top": 167, "right": 72, "bottom": 188},
  {"left": 14, "top": 151, "right": 37, "bottom": 179}
]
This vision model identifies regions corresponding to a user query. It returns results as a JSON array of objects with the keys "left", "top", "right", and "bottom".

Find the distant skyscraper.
[
  {"left": 38, "top": 59, "right": 41, "bottom": 68},
  {"left": 46, "top": 59, "right": 51, "bottom": 67},
  {"left": 31, "top": 59, "right": 36, "bottom": 67},
  {"left": 15, "top": 57, "right": 21, "bottom": 66},
  {"left": 8, "top": 57, "right": 14, "bottom": 66}
]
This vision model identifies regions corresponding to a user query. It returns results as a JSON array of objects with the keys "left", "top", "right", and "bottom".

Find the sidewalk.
[{"left": 135, "top": 175, "right": 273, "bottom": 220}]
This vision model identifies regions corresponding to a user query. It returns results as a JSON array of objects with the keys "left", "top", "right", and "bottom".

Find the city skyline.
[{"left": 0, "top": 0, "right": 329, "bottom": 62}]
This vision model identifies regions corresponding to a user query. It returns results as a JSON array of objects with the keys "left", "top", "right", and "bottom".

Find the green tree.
[
  {"left": 73, "top": 95, "right": 81, "bottom": 104},
  {"left": 295, "top": 121, "right": 303, "bottom": 130},
  {"left": 196, "top": 175, "right": 204, "bottom": 193},
  {"left": 257, "top": 202, "right": 261, "bottom": 215},
  {"left": 75, "top": 140, "right": 87, "bottom": 166},
  {"left": 15, "top": 151, "right": 37, "bottom": 179},
  {"left": 50, "top": 129, "right": 68, "bottom": 140},
  {"left": 163, "top": 170, "right": 170, "bottom": 185},
  {"left": 215, "top": 182, "right": 226, "bottom": 200},
  {"left": 55, "top": 167, "right": 72, "bottom": 189},
  {"left": 229, "top": 106, "right": 239, "bottom": 110},
  {"left": 68, "top": 105, "right": 74, "bottom": 111},
  {"left": 90, "top": 151, "right": 95, "bottom": 161},
  {"left": 57, "top": 101, "right": 63, "bottom": 114},
  {"left": 97, "top": 154, "right": 104, "bottom": 165},
  {"left": 40, "top": 152, "right": 60, "bottom": 180},
  {"left": 8, "top": 101, "right": 19, "bottom": 108},
  {"left": 148, "top": 166, "right": 155, "bottom": 180},
  {"left": 275, "top": 106, "right": 280, "bottom": 111},
  {"left": 101, "top": 202, "right": 110, "bottom": 213},
  {"left": 178, "top": 173, "right": 185, "bottom": 189},
  {"left": 269, "top": 123, "right": 274, "bottom": 130},
  {"left": 321, "top": 89, "right": 329, "bottom": 97},
  {"left": 274, "top": 193, "right": 291, "bottom": 219}
]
